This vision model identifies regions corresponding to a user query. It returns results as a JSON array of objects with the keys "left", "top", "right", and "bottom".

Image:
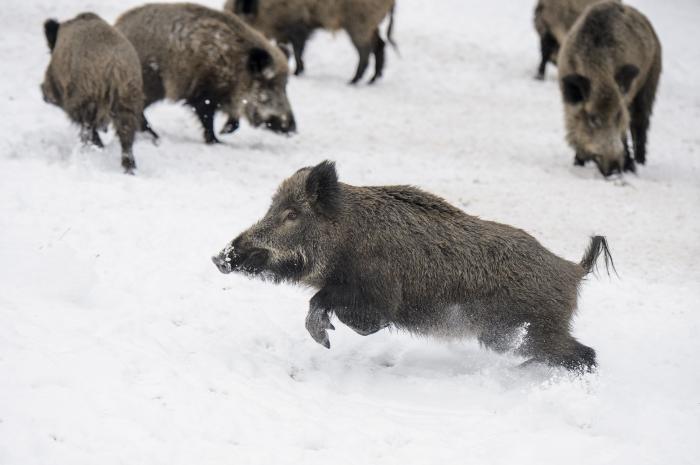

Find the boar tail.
[
  {"left": 44, "top": 19, "right": 60, "bottom": 52},
  {"left": 387, "top": 4, "right": 398, "bottom": 52},
  {"left": 580, "top": 236, "right": 616, "bottom": 277}
]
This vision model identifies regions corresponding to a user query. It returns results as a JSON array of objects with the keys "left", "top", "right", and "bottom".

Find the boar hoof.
[
  {"left": 305, "top": 307, "right": 335, "bottom": 349},
  {"left": 220, "top": 119, "right": 239, "bottom": 135},
  {"left": 122, "top": 156, "right": 136, "bottom": 175},
  {"left": 205, "top": 134, "right": 221, "bottom": 144}
]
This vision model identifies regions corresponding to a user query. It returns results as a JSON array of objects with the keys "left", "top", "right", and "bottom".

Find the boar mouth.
[
  {"left": 212, "top": 248, "right": 270, "bottom": 276},
  {"left": 263, "top": 115, "right": 296, "bottom": 135},
  {"left": 247, "top": 112, "right": 296, "bottom": 135}
]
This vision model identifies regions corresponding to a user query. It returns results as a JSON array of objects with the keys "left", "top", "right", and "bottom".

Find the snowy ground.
[{"left": 1, "top": 0, "right": 699, "bottom": 463}]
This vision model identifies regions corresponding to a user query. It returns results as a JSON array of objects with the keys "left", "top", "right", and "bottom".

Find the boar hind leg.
[
  {"left": 369, "top": 29, "right": 385, "bottom": 84},
  {"left": 520, "top": 328, "right": 596, "bottom": 372},
  {"left": 348, "top": 32, "right": 372, "bottom": 84},
  {"left": 187, "top": 90, "right": 220, "bottom": 144},
  {"left": 114, "top": 110, "right": 139, "bottom": 174},
  {"left": 536, "top": 32, "right": 558, "bottom": 80}
]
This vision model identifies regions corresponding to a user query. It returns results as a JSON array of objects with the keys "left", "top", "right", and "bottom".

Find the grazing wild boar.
[
  {"left": 224, "top": 0, "right": 397, "bottom": 84},
  {"left": 41, "top": 13, "right": 144, "bottom": 173},
  {"left": 533, "top": 0, "right": 617, "bottom": 79},
  {"left": 213, "top": 161, "right": 614, "bottom": 372},
  {"left": 115, "top": 3, "right": 295, "bottom": 144},
  {"left": 558, "top": 1, "right": 661, "bottom": 176}
]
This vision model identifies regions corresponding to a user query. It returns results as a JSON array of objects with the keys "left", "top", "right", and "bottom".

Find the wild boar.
[
  {"left": 41, "top": 13, "right": 144, "bottom": 173},
  {"left": 558, "top": 1, "right": 662, "bottom": 176},
  {"left": 213, "top": 161, "right": 614, "bottom": 372},
  {"left": 224, "top": 0, "right": 397, "bottom": 84},
  {"left": 115, "top": 3, "right": 295, "bottom": 144},
  {"left": 533, "top": 0, "right": 617, "bottom": 79}
]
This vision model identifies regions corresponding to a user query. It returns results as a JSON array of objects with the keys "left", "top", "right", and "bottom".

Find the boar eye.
[{"left": 284, "top": 209, "right": 298, "bottom": 222}]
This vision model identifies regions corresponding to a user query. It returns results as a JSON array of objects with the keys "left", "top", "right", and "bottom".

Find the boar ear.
[
  {"left": 235, "top": 0, "right": 259, "bottom": 15},
  {"left": 248, "top": 47, "right": 275, "bottom": 80},
  {"left": 561, "top": 73, "right": 591, "bottom": 104},
  {"left": 615, "top": 64, "right": 639, "bottom": 94},
  {"left": 305, "top": 160, "right": 340, "bottom": 216},
  {"left": 44, "top": 19, "right": 60, "bottom": 52}
]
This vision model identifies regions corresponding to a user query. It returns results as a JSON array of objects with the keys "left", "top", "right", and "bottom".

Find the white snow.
[{"left": 1, "top": 0, "right": 699, "bottom": 464}]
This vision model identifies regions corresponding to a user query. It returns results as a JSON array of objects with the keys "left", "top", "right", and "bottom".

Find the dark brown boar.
[
  {"left": 213, "top": 161, "right": 614, "bottom": 372},
  {"left": 115, "top": 3, "right": 295, "bottom": 144},
  {"left": 41, "top": 13, "right": 144, "bottom": 173},
  {"left": 558, "top": 1, "right": 662, "bottom": 176}
]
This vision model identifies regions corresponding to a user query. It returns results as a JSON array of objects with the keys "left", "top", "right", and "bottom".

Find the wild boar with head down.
[
  {"left": 558, "top": 1, "right": 661, "bottom": 176},
  {"left": 115, "top": 2, "right": 295, "bottom": 144},
  {"left": 224, "top": 0, "right": 396, "bottom": 84},
  {"left": 533, "top": 0, "right": 619, "bottom": 79},
  {"left": 41, "top": 13, "right": 144, "bottom": 173},
  {"left": 213, "top": 161, "right": 615, "bottom": 372}
]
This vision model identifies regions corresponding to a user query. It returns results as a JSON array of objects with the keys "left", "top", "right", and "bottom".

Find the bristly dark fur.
[
  {"left": 580, "top": 3, "right": 620, "bottom": 49},
  {"left": 305, "top": 160, "right": 340, "bottom": 216},
  {"left": 44, "top": 19, "right": 60, "bottom": 52},
  {"left": 580, "top": 236, "right": 616, "bottom": 276}
]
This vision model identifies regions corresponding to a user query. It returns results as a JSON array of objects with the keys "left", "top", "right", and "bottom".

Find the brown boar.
[
  {"left": 115, "top": 3, "right": 295, "bottom": 144},
  {"left": 558, "top": 1, "right": 661, "bottom": 176},
  {"left": 41, "top": 13, "right": 144, "bottom": 173},
  {"left": 213, "top": 161, "right": 614, "bottom": 372},
  {"left": 224, "top": 0, "right": 396, "bottom": 84}
]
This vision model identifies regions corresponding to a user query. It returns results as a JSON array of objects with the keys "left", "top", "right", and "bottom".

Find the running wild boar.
[
  {"left": 41, "top": 13, "right": 144, "bottom": 173},
  {"left": 533, "top": 0, "right": 618, "bottom": 79},
  {"left": 224, "top": 0, "right": 397, "bottom": 84},
  {"left": 213, "top": 161, "right": 614, "bottom": 371},
  {"left": 115, "top": 3, "right": 295, "bottom": 144},
  {"left": 558, "top": 1, "right": 661, "bottom": 175}
]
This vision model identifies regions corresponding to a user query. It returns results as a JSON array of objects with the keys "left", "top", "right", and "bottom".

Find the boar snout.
[
  {"left": 595, "top": 158, "right": 622, "bottom": 177},
  {"left": 264, "top": 114, "right": 296, "bottom": 134},
  {"left": 212, "top": 254, "right": 232, "bottom": 274},
  {"left": 213, "top": 237, "right": 270, "bottom": 275}
]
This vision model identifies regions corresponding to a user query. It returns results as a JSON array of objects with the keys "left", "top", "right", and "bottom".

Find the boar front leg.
[
  {"left": 306, "top": 290, "right": 336, "bottom": 349},
  {"left": 306, "top": 285, "right": 389, "bottom": 348}
]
